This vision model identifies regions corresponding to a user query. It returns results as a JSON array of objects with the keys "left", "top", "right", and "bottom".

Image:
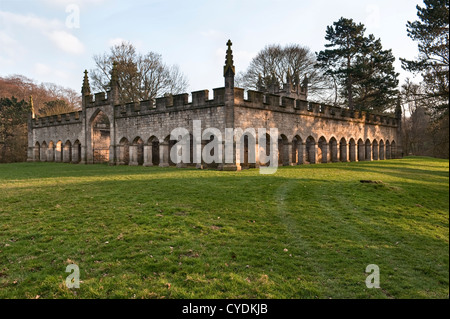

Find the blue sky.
[{"left": 0, "top": 0, "right": 423, "bottom": 94}]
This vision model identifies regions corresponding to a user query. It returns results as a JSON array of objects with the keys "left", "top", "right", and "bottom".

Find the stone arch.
[
  {"left": 386, "top": 140, "right": 391, "bottom": 159},
  {"left": 372, "top": 139, "right": 379, "bottom": 160},
  {"left": 239, "top": 131, "right": 256, "bottom": 169},
  {"left": 339, "top": 138, "right": 348, "bottom": 162},
  {"left": 306, "top": 136, "right": 316, "bottom": 164},
  {"left": 278, "top": 134, "right": 290, "bottom": 166},
  {"left": 391, "top": 141, "right": 397, "bottom": 159},
  {"left": 357, "top": 138, "right": 365, "bottom": 161},
  {"left": 56, "top": 141, "right": 63, "bottom": 162},
  {"left": 119, "top": 137, "right": 130, "bottom": 165},
  {"left": 90, "top": 110, "right": 111, "bottom": 163},
  {"left": 144, "top": 135, "right": 160, "bottom": 166},
  {"left": 292, "top": 135, "right": 303, "bottom": 165},
  {"left": 365, "top": 139, "right": 372, "bottom": 161},
  {"left": 318, "top": 136, "right": 328, "bottom": 163},
  {"left": 130, "top": 137, "right": 144, "bottom": 166},
  {"left": 329, "top": 137, "right": 338, "bottom": 163},
  {"left": 47, "top": 141, "right": 55, "bottom": 162},
  {"left": 63, "top": 140, "right": 72, "bottom": 163},
  {"left": 349, "top": 138, "right": 356, "bottom": 162},
  {"left": 379, "top": 139, "right": 385, "bottom": 160},
  {"left": 41, "top": 141, "right": 47, "bottom": 162},
  {"left": 73, "top": 140, "right": 81, "bottom": 163},
  {"left": 34, "top": 142, "right": 40, "bottom": 161}
]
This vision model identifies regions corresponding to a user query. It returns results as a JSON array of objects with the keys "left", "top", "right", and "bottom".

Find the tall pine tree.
[
  {"left": 316, "top": 17, "right": 399, "bottom": 112},
  {"left": 401, "top": 0, "right": 449, "bottom": 118}
]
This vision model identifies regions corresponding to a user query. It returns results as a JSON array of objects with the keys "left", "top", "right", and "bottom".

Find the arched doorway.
[
  {"left": 34, "top": 142, "right": 40, "bottom": 161},
  {"left": 91, "top": 111, "right": 111, "bottom": 163},
  {"left": 306, "top": 136, "right": 316, "bottom": 164},
  {"left": 349, "top": 139, "right": 356, "bottom": 162},
  {"left": 119, "top": 138, "right": 130, "bottom": 165},
  {"left": 339, "top": 138, "right": 347, "bottom": 162},
  {"left": 329, "top": 137, "right": 338, "bottom": 162},
  {"left": 318, "top": 136, "right": 327, "bottom": 163}
]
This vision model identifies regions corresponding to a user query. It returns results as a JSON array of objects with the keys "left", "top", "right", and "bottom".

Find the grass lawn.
[{"left": 0, "top": 156, "right": 448, "bottom": 299}]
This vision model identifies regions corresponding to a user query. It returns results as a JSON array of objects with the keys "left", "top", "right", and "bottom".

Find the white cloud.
[
  {"left": 42, "top": 0, "right": 107, "bottom": 8},
  {"left": 34, "top": 62, "right": 69, "bottom": 80},
  {"left": 0, "top": 10, "right": 84, "bottom": 55},
  {"left": 108, "top": 37, "right": 126, "bottom": 47},
  {"left": 47, "top": 30, "right": 85, "bottom": 54}
]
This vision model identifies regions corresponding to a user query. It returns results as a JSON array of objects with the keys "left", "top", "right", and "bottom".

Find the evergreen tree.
[
  {"left": 316, "top": 17, "right": 399, "bottom": 112},
  {"left": 401, "top": 0, "right": 449, "bottom": 118}
]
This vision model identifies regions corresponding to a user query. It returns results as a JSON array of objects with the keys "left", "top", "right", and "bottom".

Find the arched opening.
[
  {"left": 119, "top": 137, "right": 130, "bottom": 165},
  {"left": 73, "top": 140, "right": 81, "bottom": 163},
  {"left": 379, "top": 140, "right": 385, "bottom": 160},
  {"left": 34, "top": 142, "right": 40, "bottom": 161},
  {"left": 329, "top": 137, "right": 338, "bottom": 162},
  {"left": 130, "top": 137, "right": 144, "bottom": 166},
  {"left": 240, "top": 132, "right": 256, "bottom": 169},
  {"left": 318, "top": 136, "right": 327, "bottom": 163},
  {"left": 292, "top": 135, "right": 303, "bottom": 165},
  {"left": 41, "top": 141, "right": 47, "bottom": 162},
  {"left": 278, "top": 134, "right": 289, "bottom": 166},
  {"left": 386, "top": 140, "right": 391, "bottom": 159},
  {"left": 47, "top": 141, "right": 55, "bottom": 162},
  {"left": 64, "top": 140, "right": 72, "bottom": 163},
  {"left": 349, "top": 138, "right": 356, "bottom": 162},
  {"left": 391, "top": 141, "right": 396, "bottom": 159},
  {"left": 306, "top": 136, "right": 316, "bottom": 164},
  {"left": 357, "top": 139, "right": 364, "bottom": 161},
  {"left": 365, "top": 139, "right": 372, "bottom": 161},
  {"left": 339, "top": 138, "right": 347, "bottom": 162},
  {"left": 91, "top": 111, "right": 111, "bottom": 163},
  {"left": 56, "top": 141, "right": 63, "bottom": 162},
  {"left": 148, "top": 136, "right": 160, "bottom": 166},
  {"left": 372, "top": 140, "right": 379, "bottom": 160},
  {"left": 165, "top": 135, "right": 177, "bottom": 167}
]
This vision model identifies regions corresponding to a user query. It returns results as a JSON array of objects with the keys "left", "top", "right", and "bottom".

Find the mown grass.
[{"left": 0, "top": 157, "right": 448, "bottom": 299}]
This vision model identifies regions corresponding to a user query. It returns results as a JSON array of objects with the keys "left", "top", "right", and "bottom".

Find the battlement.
[{"left": 31, "top": 110, "right": 82, "bottom": 128}]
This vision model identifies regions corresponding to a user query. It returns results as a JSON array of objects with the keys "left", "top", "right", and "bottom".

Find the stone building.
[{"left": 27, "top": 40, "right": 402, "bottom": 170}]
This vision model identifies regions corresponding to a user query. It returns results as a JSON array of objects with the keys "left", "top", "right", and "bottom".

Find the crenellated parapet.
[{"left": 31, "top": 110, "right": 82, "bottom": 128}]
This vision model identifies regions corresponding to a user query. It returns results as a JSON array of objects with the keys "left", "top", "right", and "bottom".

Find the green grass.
[{"left": 0, "top": 157, "right": 448, "bottom": 299}]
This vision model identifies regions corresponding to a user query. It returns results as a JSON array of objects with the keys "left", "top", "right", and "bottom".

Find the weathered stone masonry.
[{"left": 27, "top": 41, "right": 402, "bottom": 170}]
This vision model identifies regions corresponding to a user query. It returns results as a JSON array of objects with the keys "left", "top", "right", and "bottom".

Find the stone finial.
[
  {"left": 82, "top": 69, "right": 90, "bottom": 95},
  {"left": 223, "top": 39, "right": 235, "bottom": 77},
  {"left": 286, "top": 69, "right": 292, "bottom": 85},
  {"left": 395, "top": 96, "right": 402, "bottom": 119},
  {"left": 302, "top": 75, "right": 308, "bottom": 88},
  {"left": 110, "top": 61, "right": 119, "bottom": 87},
  {"left": 256, "top": 73, "right": 264, "bottom": 91},
  {"left": 30, "top": 95, "right": 35, "bottom": 119}
]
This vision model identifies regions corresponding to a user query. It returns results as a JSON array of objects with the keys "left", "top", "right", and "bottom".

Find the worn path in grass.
[{"left": 0, "top": 157, "right": 448, "bottom": 298}]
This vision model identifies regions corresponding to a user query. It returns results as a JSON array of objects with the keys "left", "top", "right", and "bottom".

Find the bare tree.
[
  {"left": 90, "top": 41, "right": 189, "bottom": 103},
  {"left": 237, "top": 44, "right": 335, "bottom": 103}
]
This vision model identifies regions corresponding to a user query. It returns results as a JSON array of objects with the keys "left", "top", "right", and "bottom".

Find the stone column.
[
  {"left": 159, "top": 141, "right": 170, "bottom": 167},
  {"left": 309, "top": 144, "right": 317, "bottom": 164},
  {"left": 340, "top": 143, "right": 348, "bottom": 162},
  {"left": 129, "top": 145, "right": 138, "bottom": 166},
  {"left": 71, "top": 145, "right": 79, "bottom": 163},
  {"left": 286, "top": 142, "right": 293, "bottom": 166},
  {"left": 300, "top": 142, "right": 307, "bottom": 164},
  {"left": 143, "top": 145, "right": 153, "bottom": 167},
  {"left": 80, "top": 145, "right": 87, "bottom": 164}
]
